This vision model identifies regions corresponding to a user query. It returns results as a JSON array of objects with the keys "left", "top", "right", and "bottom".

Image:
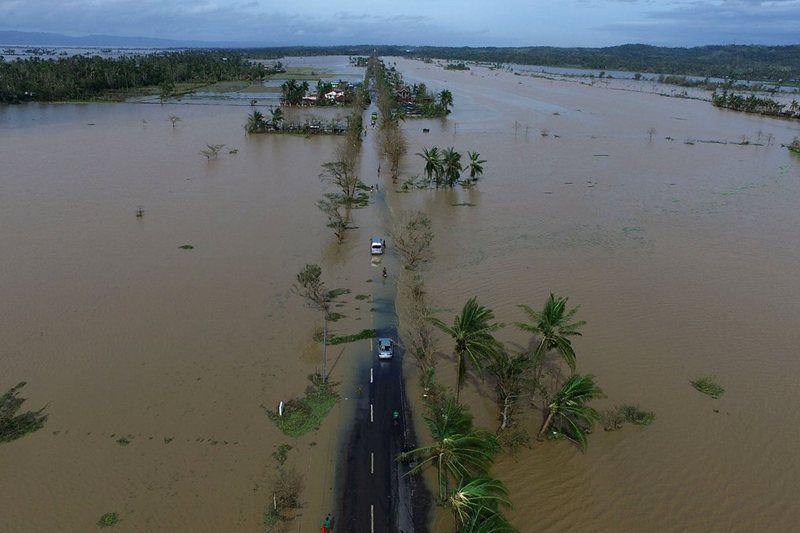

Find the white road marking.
[
  {"left": 371, "top": 504, "right": 374, "bottom": 533},
  {"left": 371, "top": 452, "right": 374, "bottom": 474},
  {"left": 370, "top": 403, "right": 373, "bottom": 422},
  {"left": 370, "top": 367, "right": 373, "bottom": 383}
]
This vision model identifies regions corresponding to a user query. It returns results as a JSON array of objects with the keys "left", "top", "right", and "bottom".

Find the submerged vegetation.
[
  {"left": 1, "top": 382, "right": 48, "bottom": 444},
  {"left": 263, "top": 444, "right": 304, "bottom": 529},
  {"left": 691, "top": 376, "right": 725, "bottom": 399},
  {"left": 712, "top": 91, "right": 799, "bottom": 119},
  {"left": 266, "top": 375, "right": 338, "bottom": 438},
  {"left": 97, "top": 512, "right": 120, "bottom": 528}
]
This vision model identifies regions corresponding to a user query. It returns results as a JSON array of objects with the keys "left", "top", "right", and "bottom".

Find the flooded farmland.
[{"left": 2, "top": 55, "right": 800, "bottom": 532}]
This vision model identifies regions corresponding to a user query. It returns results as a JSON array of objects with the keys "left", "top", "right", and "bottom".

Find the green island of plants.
[
  {"left": 315, "top": 328, "right": 377, "bottom": 345},
  {"left": 97, "top": 512, "right": 119, "bottom": 528},
  {"left": 1, "top": 382, "right": 48, "bottom": 444},
  {"left": 691, "top": 376, "right": 725, "bottom": 398},
  {"left": 266, "top": 375, "right": 338, "bottom": 438}
]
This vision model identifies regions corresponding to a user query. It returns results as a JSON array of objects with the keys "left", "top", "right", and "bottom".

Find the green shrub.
[
  {"left": 619, "top": 404, "right": 656, "bottom": 425},
  {"left": 97, "top": 512, "right": 119, "bottom": 528},
  {"left": 267, "top": 376, "right": 338, "bottom": 437},
  {"left": 691, "top": 376, "right": 725, "bottom": 398}
]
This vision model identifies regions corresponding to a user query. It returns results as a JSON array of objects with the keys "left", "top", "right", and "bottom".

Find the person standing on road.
[{"left": 322, "top": 513, "right": 332, "bottom": 532}]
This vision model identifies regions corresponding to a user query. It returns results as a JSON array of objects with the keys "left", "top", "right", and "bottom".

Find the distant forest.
[
  {"left": 244, "top": 44, "right": 800, "bottom": 83},
  {"left": 0, "top": 51, "right": 264, "bottom": 103},
  {"left": 3, "top": 43, "right": 799, "bottom": 104}
]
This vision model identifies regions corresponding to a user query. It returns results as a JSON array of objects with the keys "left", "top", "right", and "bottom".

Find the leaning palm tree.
[
  {"left": 401, "top": 428, "right": 499, "bottom": 502},
  {"left": 441, "top": 147, "right": 463, "bottom": 186},
  {"left": 538, "top": 373, "right": 603, "bottom": 450},
  {"left": 430, "top": 297, "right": 503, "bottom": 400},
  {"left": 515, "top": 293, "right": 585, "bottom": 374},
  {"left": 448, "top": 477, "right": 514, "bottom": 532},
  {"left": 467, "top": 151, "right": 486, "bottom": 180},
  {"left": 417, "top": 146, "right": 443, "bottom": 185}
]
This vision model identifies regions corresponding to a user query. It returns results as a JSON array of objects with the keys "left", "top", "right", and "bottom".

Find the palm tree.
[
  {"left": 439, "top": 89, "right": 453, "bottom": 113},
  {"left": 270, "top": 107, "right": 284, "bottom": 129},
  {"left": 427, "top": 396, "right": 473, "bottom": 440},
  {"left": 538, "top": 374, "right": 603, "bottom": 450},
  {"left": 441, "top": 147, "right": 463, "bottom": 186},
  {"left": 448, "top": 477, "right": 514, "bottom": 532},
  {"left": 245, "top": 110, "right": 266, "bottom": 133},
  {"left": 401, "top": 425, "right": 499, "bottom": 501},
  {"left": 417, "top": 146, "right": 443, "bottom": 185},
  {"left": 515, "top": 294, "right": 585, "bottom": 374},
  {"left": 467, "top": 151, "right": 486, "bottom": 180},
  {"left": 430, "top": 297, "right": 503, "bottom": 400}
]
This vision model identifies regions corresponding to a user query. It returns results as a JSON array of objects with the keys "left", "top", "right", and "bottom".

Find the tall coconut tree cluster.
[
  {"left": 403, "top": 293, "right": 606, "bottom": 531},
  {"left": 417, "top": 147, "right": 486, "bottom": 187}
]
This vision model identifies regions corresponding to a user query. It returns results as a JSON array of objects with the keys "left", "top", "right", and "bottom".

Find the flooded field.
[
  {"left": 388, "top": 57, "right": 800, "bottom": 532},
  {"left": 2, "top": 55, "right": 799, "bottom": 532}
]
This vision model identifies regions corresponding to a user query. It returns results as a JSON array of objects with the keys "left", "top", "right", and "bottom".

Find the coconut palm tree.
[
  {"left": 417, "top": 146, "right": 443, "bottom": 185},
  {"left": 401, "top": 425, "right": 499, "bottom": 501},
  {"left": 439, "top": 89, "right": 453, "bottom": 113},
  {"left": 245, "top": 110, "right": 266, "bottom": 133},
  {"left": 270, "top": 107, "right": 284, "bottom": 129},
  {"left": 427, "top": 396, "right": 474, "bottom": 440},
  {"left": 538, "top": 373, "right": 603, "bottom": 450},
  {"left": 430, "top": 297, "right": 503, "bottom": 400},
  {"left": 441, "top": 147, "right": 463, "bottom": 186},
  {"left": 467, "top": 151, "right": 486, "bottom": 181},
  {"left": 515, "top": 294, "right": 585, "bottom": 374},
  {"left": 448, "top": 477, "right": 514, "bottom": 532}
]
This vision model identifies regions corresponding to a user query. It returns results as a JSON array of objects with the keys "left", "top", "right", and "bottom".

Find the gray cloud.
[
  {"left": 600, "top": 0, "right": 800, "bottom": 45},
  {"left": 1, "top": 0, "right": 797, "bottom": 46}
]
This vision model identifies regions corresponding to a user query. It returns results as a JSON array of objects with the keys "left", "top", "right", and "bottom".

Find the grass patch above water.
[
  {"left": 266, "top": 375, "right": 339, "bottom": 438},
  {"left": 619, "top": 404, "right": 656, "bottom": 425},
  {"left": 266, "top": 66, "right": 333, "bottom": 80},
  {"left": 315, "top": 328, "right": 377, "bottom": 345},
  {"left": 691, "top": 376, "right": 725, "bottom": 398}
]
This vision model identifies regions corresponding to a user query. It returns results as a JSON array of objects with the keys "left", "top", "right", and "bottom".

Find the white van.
[{"left": 370, "top": 237, "right": 385, "bottom": 255}]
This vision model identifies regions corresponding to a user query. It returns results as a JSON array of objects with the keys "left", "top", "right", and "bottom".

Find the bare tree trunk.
[
  {"left": 538, "top": 411, "right": 555, "bottom": 439},
  {"left": 499, "top": 396, "right": 511, "bottom": 431}
]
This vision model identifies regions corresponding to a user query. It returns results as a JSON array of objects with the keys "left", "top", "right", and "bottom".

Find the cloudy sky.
[{"left": 1, "top": 0, "right": 798, "bottom": 47}]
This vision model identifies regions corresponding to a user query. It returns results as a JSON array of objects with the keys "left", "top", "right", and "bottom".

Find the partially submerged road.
[{"left": 335, "top": 103, "right": 430, "bottom": 532}]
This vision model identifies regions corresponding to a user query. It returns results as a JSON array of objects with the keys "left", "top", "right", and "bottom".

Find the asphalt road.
[{"left": 336, "top": 102, "right": 429, "bottom": 533}]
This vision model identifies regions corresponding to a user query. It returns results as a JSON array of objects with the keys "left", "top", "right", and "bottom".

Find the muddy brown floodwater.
[{"left": 2, "top": 55, "right": 799, "bottom": 532}]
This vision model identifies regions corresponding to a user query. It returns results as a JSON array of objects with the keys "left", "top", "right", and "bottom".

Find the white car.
[
  {"left": 370, "top": 237, "right": 385, "bottom": 255},
  {"left": 377, "top": 338, "right": 394, "bottom": 359}
]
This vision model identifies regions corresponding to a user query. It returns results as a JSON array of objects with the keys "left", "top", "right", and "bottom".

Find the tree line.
[
  {"left": 240, "top": 44, "right": 800, "bottom": 83},
  {"left": 280, "top": 79, "right": 362, "bottom": 106},
  {"left": 712, "top": 91, "right": 800, "bottom": 119},
  {"left": 0, "top": 51, "right": 267, "bottom": 103}
]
